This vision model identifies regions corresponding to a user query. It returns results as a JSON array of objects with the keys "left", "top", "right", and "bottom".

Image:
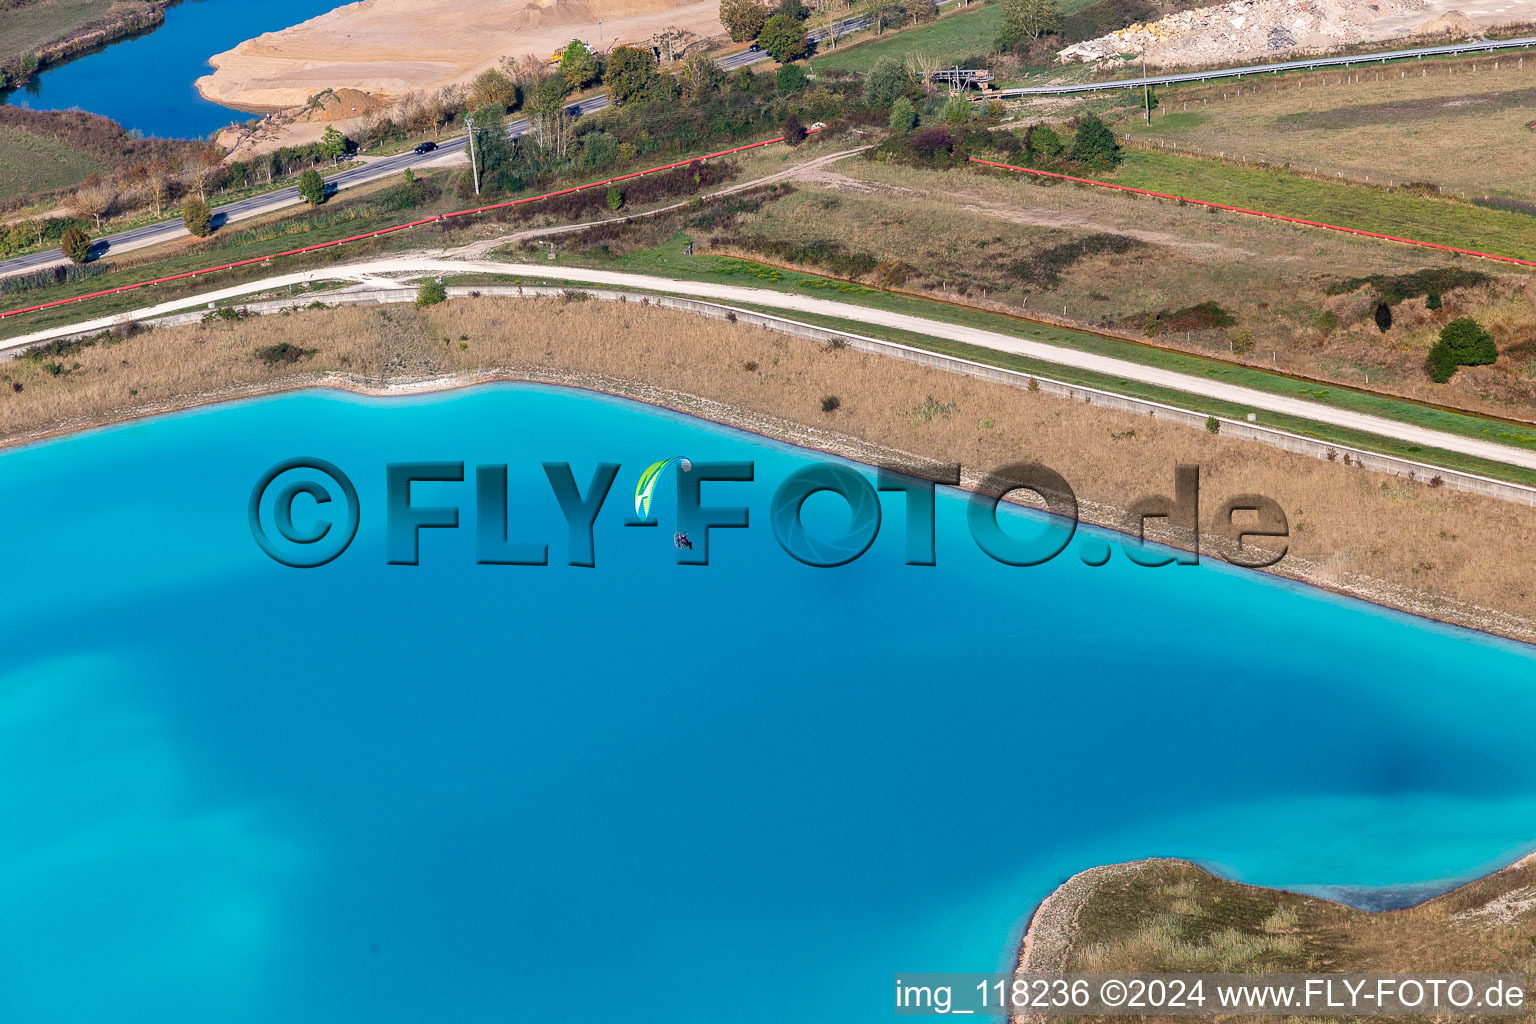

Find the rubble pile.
[{"left": 1059, "top": 0, "right": 1429, "bottom": 67}]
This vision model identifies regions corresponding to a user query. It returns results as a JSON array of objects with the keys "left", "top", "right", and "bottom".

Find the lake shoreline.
[
  {"left": 6, "top": 357, "right": 1535, "bottom": 649},
  {"left": 2, "top": 0, "right": 176, "bottom": 80},
  {"left": 1012, "top": 848, "right": 1536, "bottom": 1021}
]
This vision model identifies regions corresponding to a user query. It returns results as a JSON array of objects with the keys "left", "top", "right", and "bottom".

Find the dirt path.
[
  {"left": 445, "top": 146, "right": 873, "bottom": 260},
  {"left": 11, "top": 254, "right": 1536, "bottom": 475}
]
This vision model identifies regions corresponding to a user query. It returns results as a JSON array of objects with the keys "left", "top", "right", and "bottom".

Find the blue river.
[
  {"left": 2, "top": 383, "right": 1535, "bottom": 1022},
  {"left": 2, "top": 0, "right": 343, "bottom": 139}
]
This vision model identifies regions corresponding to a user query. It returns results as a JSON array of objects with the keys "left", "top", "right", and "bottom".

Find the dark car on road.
[
  {"left": 414, "top": 141, "right": 438, "bottom": 154},
  {"left": 748, "top": 42, "right": 760, "bottom": 52}
]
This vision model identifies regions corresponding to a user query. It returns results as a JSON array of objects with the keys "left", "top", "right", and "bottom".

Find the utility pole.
[
  {"left": 1142, "top": 46, "right": 1152, "bottom": 125},
  {"left": 465, "top": 115, "right": 481, "bottom": 195}
]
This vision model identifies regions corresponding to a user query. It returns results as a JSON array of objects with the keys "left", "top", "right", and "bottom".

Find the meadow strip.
[{"left": 968, "top": 157, "right": 1536, "bottom": 268}]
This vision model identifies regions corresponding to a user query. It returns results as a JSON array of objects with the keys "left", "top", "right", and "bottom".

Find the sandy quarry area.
[
  {"left": 1060, "top": 0, "right": 1536, "bottom": 68},
  {"left": 195, "top": 0, "right": 725, "bottom": 112}
]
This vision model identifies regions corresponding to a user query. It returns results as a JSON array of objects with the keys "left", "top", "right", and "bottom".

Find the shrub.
[
  {"left": 866, "top": 57, "right": 912, "bottom": 105},
  {"left": 1326, "top": 267, "right": 1487, "bottom": 305},
  {"left": 182, "top": 196, "right": 213, "bottom": 237},
  {"left": 1205, "top": 415, "right": 1220, "bottom": 434},
  {"left": 1374, "top": 302, "right": 1393, "bottom": 333},
  {"left": 1229, "top": 328, "right": 1254, "bottom": 355},
  {"left": 888, "top": 96, "right": 917, "bottom": 134},
  {"left": 1009, "top": 233, "right": 1143, "bottom": 288},
  {"left": 607, "top": 186, "right": 624, "bottom": 211},
  {"left": 821, "top": 394, "right": 841, "bottom": 412},
  {"left": 776, "top": 62, "right": 808, "bottom": 92},
  {"left": 416, "top": 279, "right": 448, "bottom": 307},
  {"left": 1026, "top": 124, "right": 1063, "bottom": 159},
  {"left": 60, "top": 227, "right": 91, "bottom": 265},
  {"left": 1426, "top": 316, "right": 1497, "bottom": 382},
  {"left": 1143, "top": 301, "right": 1236, "bottom": 334},
  {"left": 298, "top": 168, "right": 326, "bottom": 205},
  {"left": 731, "top": 235, "right": 878, "bottom": 276},
  {"left": 783, "top": 112, "right": 807, "bottom": 146},
  {"left": 1312, "top": 309, "right": 1336, "bottom": 332},
  {"left": 254, "top": 342, "right": 318, "bottom": 365},
  {"left": 1069, "top": 111, "right": 1120, "bottom": 168},
  {"left": 910, "top": 127, "right": 953, "bottom": 159},
  {"left": 942, "top": 94, "right": 972, "bottom": 125},
  {"left": 1426, "top": 292, "right": 1442, "bottom": 310}
]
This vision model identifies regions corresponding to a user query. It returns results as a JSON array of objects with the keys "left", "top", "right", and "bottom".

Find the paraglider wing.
[{"left": 634, "top": 457, "right": 692, "bottom": 521}]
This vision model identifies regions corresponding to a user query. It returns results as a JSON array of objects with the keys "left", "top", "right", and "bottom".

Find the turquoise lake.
[
  {"left": 3, "top": 0, "right": 344, "bottom": 139},
  {"left": 3, "top": 383, "right": 1536, "bottom": 1021}
]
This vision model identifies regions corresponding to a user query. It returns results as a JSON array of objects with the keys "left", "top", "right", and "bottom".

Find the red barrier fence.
[
  {"left": 968, "top": 157, "right": 1536, "bottom": 269},
  {"left": 0, "top": 131, "right": 813, "bottom": 323}
]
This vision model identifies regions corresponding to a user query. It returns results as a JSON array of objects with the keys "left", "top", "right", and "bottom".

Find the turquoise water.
[
  {"left": 3, "top": 383, "right": 1536, "bottom": 1021},
  {"left": 2, "top": 0, "right": 343, "bottom": 139}
]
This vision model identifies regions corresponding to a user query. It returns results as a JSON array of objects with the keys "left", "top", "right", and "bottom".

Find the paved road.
[
  {"left": 988, "top": 34, "right": 1536, "bottom": 97},
  {"left": 9, "top": 255, "right": 1536, "bottom": 473},
  {"left": 0, "top": 0, "right": 958, "bottom": 282}
]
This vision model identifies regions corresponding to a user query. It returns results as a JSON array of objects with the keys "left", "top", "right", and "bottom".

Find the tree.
[
  {"left": 1427, "top": 317, "right": 1497, "bottom": 382},
  {"left": 775, "top": 0, "right": 810, "bottom": 19},
  {"left": 60, "top": 227, "right": 91, "bottom": 265},
  {"left": 997, "top": 0, "right": 1060, "bottom": 50},
  {"left": 783, "top": 112, "right": 807, "bottom": 145},
  {"left": 680, "top": 52, "right": 725, "bottom": 100},
  {"left": 776, "top": 61, "right": 808, "bottom": 92},
  {"left": 182, "top": 196, "right": 213, "bottom": 237},
  {"left": 888, "top": 96, "right": 918, "bottom": 133},
  {"left": 319, "top": 125, "right": 349, "bottom": 161},
  {"left": 757, "top": 14, "right": 810, "bottom": 62},
  {"left": 560, "top": 40, "right": 598, "bottom": 92},
  {"left": 1374, "top": 302, "right": 1393, "bottom": 333},
  {"left": 864, "top": 56, "right": 911, "bottom": 104},
  {"left": 1069, "top": 111, "right": 1120, "bottom": 168},
  {"left": 470, "top": 67, "right": 520, "bottom": 110},
  {"left": 857, "top": 0, "right": 901, "bottom": 34},
  {"left": 942, "top": 93, "right": 972, "bottom": 124},
  {"left": 720, "top": 0, "right": 770, "bottom": 41},
  {"left": 902, "top": 0, "right": 938, "bottom": 26},
  {"left": 143, "top": 162, "right": 172, "bottom": 217},
  {"left": 469, "top": 103, "right": 510, "bottom": 178},
  {"left": 298, "top": 168, "right": 326, "bottom": 205},
  {"left": 70, "top": 183, "right": 116, "bottom": 231},
  {"left": 16, "top": 52, "right": 40, "bottom": 83},
  {"left": 604, "top": 45, "right": 660, "bottom": 105},
  {"left": 533, "top": 75, "right": 568, "bottom": 111}
]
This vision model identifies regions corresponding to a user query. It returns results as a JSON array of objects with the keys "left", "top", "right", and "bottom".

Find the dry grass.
[
  {"left": 1109, "top": 54, "right": 1536, "bottom": 200},
  {"left": 1057, "top": 857, "right": 1536, "bottom": 1021},
  {"left": 5, "top": 296, "right": 1536, "bottom": 637},
  {"left": 735, "top": 158, "right": 1536, "bottom": 419}
]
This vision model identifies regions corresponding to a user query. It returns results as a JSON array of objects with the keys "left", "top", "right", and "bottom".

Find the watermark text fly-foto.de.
[{"left": 248, "top": 457, "right": 1289, "bottom": 570}]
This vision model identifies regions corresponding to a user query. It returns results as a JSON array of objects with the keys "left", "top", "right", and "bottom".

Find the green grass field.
[
  {"left": 0, "top": 124, "right": 107, "bottom": 201},
  {"left": 0, "top": 0, "right": 115, "bottom": 65},
  {"left": 811, "top": 3, "right": 1003, "bottom": 74},
  {"left": 1107, "top": 150, "right": 1536, "bottom": 261}
]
